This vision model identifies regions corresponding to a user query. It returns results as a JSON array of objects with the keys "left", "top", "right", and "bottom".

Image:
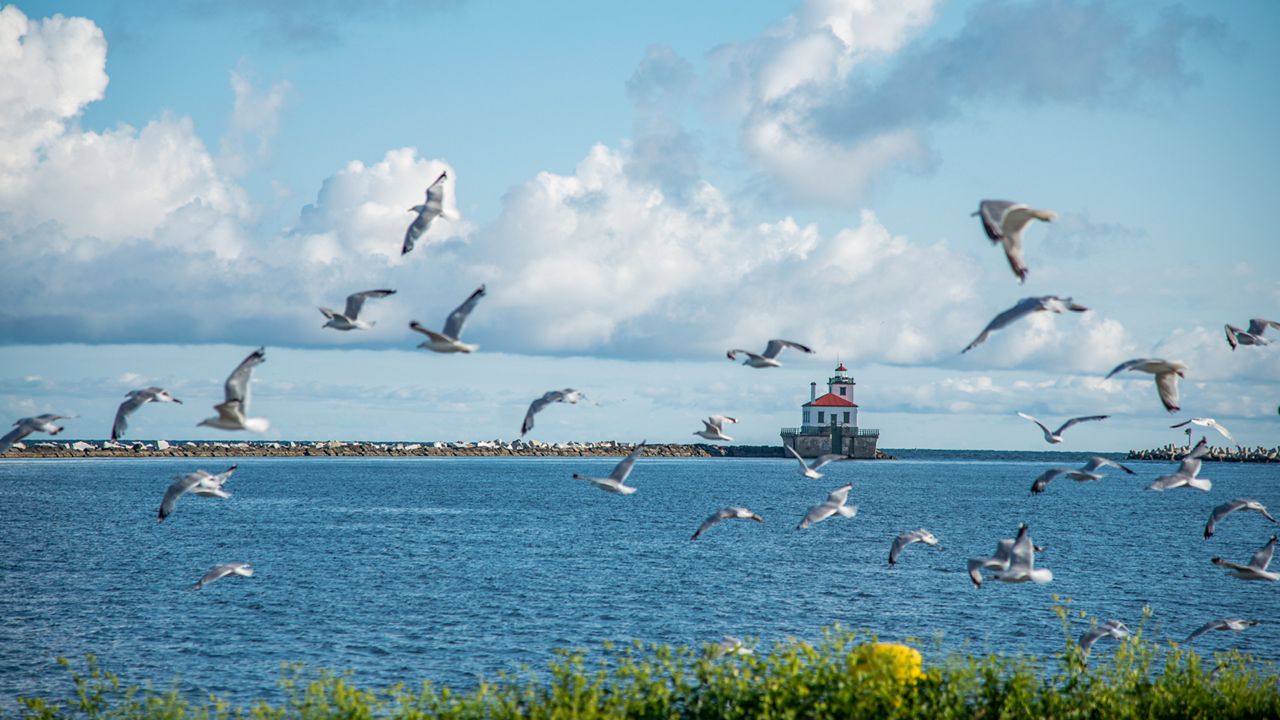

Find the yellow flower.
[{"left": 863, "top": 643, "right": 924, "bottom": 684}]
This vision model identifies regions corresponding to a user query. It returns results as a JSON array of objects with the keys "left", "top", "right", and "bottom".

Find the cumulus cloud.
[{"left": 219, "top": 68, "right": 292, "bottom": 176}]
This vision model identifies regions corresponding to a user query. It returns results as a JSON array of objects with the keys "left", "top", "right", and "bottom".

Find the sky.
[{"left": 1, "top": 0, "right": 1278, "bottom": 450}]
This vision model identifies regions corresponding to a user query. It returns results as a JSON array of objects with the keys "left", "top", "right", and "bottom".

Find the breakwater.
[
  {"left": 0, "top": 439, "right": 895, "bottom": 460},
  {"left": 1127, "top": 443, "right": 1280, "bottom": 464}
]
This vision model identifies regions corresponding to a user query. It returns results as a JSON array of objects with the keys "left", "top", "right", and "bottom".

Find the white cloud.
[{"left": 219, "top": 68, "right": 292, "bottom": 175}]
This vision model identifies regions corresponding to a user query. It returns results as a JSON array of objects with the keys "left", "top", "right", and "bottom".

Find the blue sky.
[{"left": 1, "top": 0, "right": 1277, "bottom": 449}]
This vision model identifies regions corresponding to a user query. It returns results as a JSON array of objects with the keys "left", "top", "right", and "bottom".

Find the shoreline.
[{"left": 1126, "top": 443, "right": 1279, "bottom": 464}]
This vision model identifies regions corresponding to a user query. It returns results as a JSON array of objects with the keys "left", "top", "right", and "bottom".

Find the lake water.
[{"left": 1, "top": 453, "right": 1276, "bottom": 703}]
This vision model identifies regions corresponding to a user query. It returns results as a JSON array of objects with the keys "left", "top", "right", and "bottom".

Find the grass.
[{"left": 10, "top": 605, "right": 1279, "bottom": 719}]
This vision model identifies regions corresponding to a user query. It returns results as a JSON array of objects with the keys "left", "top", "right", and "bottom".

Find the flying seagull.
[
  {"left": 967, "top": 526, "right": 1047, "bottom": 588},
  {"left": 1030, "top": 456, "right": 1134, "bottom": 494},
  {"left": 709, "top": 636, "right": 754, "bottom": 658},
  {"left": 197, "top": 348, "right": 269, "bottom": 432},
  {"left": 693, "top": 415, "right": 737, "bottom": 442},
  {"left": 1017, "top": 412, "right": 1109, "bottom": 444},
  {"left": 572, "top": 442, "right": 645, "bottom": 494},
  {"left": 193, "top": 562, "right": 254, "bottom": 590},
  {"left": 520, "top": 388, "right": 586, "bottom": 436},
  {"left": 888, "top": 528, "right": 940, "bottom": 566},
  {"left": 962, "top": 296, "right": 1087, "bottom": 354},
  {"left": 989, "top": 523, "right": 1053, "bottom": 584},
  {"left": 1205, "top": 499, "right": 1278, "bottom": 539},
  {"left": 797, "top": 483, "right": 857, "bottom": 529},
  {"left": 1170, "top": 418, "right": 1238, "bottom": 447},
  {"left": 410, "top": 285, "right": 486, "bottom": 353},
  {"left": 402, "top": 171, "right": 449, "bottom": 256},
  {"left": 1224, "top": 318, "right": 1280, "bottom": 350},
  {"left": 112, "top": 387, "right": 182, "bottom": 440},
  {"left": 157, "top": 465, "right": 238, "bottom": 522},
  {"left": 726, "top": 339, "right": 814, "bottom": 368},
  {"left": 972, "top": 200, "right": 1057, "bottom": 283},
  {"left": 0, "top": 414, "right": 75, "bottom": 454},
  {"left": 691, "top": 506, "right": 765, "bottom": 540},
  {"left": 1104, "top": 358, "right": 1187, "bottom": 413},
  {"left": 1147, "top": 436, "right": 1211, "bottom": 492},
  {"left": 1183, "top": 618, "right": 1260, "bottom": 644},
  {"left": 1078, "top": 620, "right": 1130, "bottom": 657},
  {"left": 319, "top": 289, "right": 396, "bottom": 331},
  {"left": 1211, "top": 535, "right": 1279, "bottom": 581},
  {"left": 784, "top": 444, "right": 850, "bottom": 480}
]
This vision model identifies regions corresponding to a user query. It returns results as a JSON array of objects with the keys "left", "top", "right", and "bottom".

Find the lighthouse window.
[
  {"left": 803, "top": 411, "right": 810, "bottom": 424},
  {"left": 838, "top": 387, "right": 846, "bottom": 396},
  {"left": 817, "top": 411, "right": 825, "bottom": 423},
  {"left": 843, "top": 412, "right": 850, "bottom": 423}
]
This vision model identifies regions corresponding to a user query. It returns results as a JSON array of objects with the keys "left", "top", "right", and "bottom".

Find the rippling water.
[{"left": 1, "top": 454, "right": 1276, "bottom": 702}]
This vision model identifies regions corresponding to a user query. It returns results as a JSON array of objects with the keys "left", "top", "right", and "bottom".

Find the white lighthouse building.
[{"left": 781, "top": 362, "right": 879, "bottom": 458}]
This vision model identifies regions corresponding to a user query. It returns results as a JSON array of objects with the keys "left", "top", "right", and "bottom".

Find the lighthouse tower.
[
  {"left": 800, "top": 363, "right": 858, "bottom": 429},
  {"left": 782, "top": 361, "right": 879, "bottom": 458}
]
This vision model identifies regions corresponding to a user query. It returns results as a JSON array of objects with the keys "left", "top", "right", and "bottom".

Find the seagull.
[
  {"left": 797, "top": 483, "right": 857, "bottom": 529},
  {"left": 1170, "top": 418, "right": 1239, "bottom": 447},
  {"left": 961, "top": 296, "right": 1087, "bottom": 354},
  {"left": 1017, "top": 412, "right": 1109, "bottom": 444},
  {"left": 709, "top": 636, "right": 753, "bottom": 657},
  {"left": 572, "top": 442, "right": 645, "bottom": 494},
  {"left": 197, "top": 348, "right": 269, "bottom": 432},
  {"left": 1078, "top": 620, "right": 1130, "bottom": 657},
  {"left": 1104, "top": 358, "right": 1187, "bottom": 413},
  {"left": 726, "top": 339, "right": 814, "bottom": 368},
  {"left": 784, "top": 444, "right": 850, "bottom": 480},
  {"left": 520, "top": 388, "right": 586, "bottom": 436},
  {"left": 972, "top": 200, "right": 1057, "bottom": 283},
  {"left": 157, "top": 465, "right": 238, "bottom": 522},
  {"left": 1030, "top": 456, "right": 1135, "bottom": 494},
  {"left": 1224, "top": 318, "right": 1280, "bottom": 350},
  {"left": 967, "top": 526, "right": 1047, "bottom": 588},
  {"left": 1211, "top": 535, "right": 1279, "bottom": 581},
  {"left": 1205, "top": 499, "right": 1278, "bottom": 539},
  {"left": 1183, "top": 618, "right": 1261, "bottom": 644},
  {"left": 989, "top": 523, "right": 1053, "bottom": 584},
  {"left": 1147, "top": 436, "right": 1212, "bottom": 492},
  {"left": 691, "top": 506, "right": 765, "bottom": 540},
  {"left": 409, "top": 285, "right": 486, "bottom": 353},
  {"left": 193, "top": 562, "right": 254, "bottom": 590},
  {"left": 693, "top": 415, "right": 737, "bottom": 441},
  {"left": 111, "top": 387, "right": 182, "bottom": 440},
  {"left": 0, "top": 414, "right": 75, "bottom": 454},
  {"left": 888, "top": 528, "right": 939, "bottom": 566},
  {"left": 319, "top": 289, "right": 396, "bottom": 331},
  {"left": 402, "top": 171, "right": 449, "bottom": 256}
]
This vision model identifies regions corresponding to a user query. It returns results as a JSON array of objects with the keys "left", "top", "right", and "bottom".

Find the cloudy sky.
[{"left": 2, "top": 0, "right": 1277, "bottom": 450}]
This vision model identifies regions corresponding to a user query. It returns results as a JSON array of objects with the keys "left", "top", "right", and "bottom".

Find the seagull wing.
[
  {"left": 1182, "top": 436, "right": 1210, "bottom": 461},
  {"left": 223, "top": 348, "right": 266, "bottom": 413},
  {"left": 1224, "top": 324, "right": 1241, "bottom": 350},
  {"left": 520, "top": 393, "right": 556, "bottom": 436},
  {"left": 402, "top": 213, "right": 426, "bottom": 255},
  {"left": 1105, "top": 358, "right": 1150, "bottom": 380},
  {"left": 762, "top": 339, "right": 814, "bottom": 359},
  {"left": 975, "top": 200, "right": 1020, "bottom": 241},
  {"left": 691, "top": 508, "right": 734, "bottom": 540},
  {"left": 0, "top": 424, "right": 32, "bottom": 454},
  {"left": 608, "top": 442, "right": 646, "bottom": 482},
  {"left": 1017, "top": 412, "right": 1053, "bottom": 438},
  {"left": 798, "top": 503, "right": 837, "bottom": 529},
  {"left": 826, "top": 483, "right": 853, "bottom": 505},
  {"left": 784, "top": 444, "right": 810, "bottom": 472},
  {"left": 158, "top": 472, "right": 206, "bottom": 522},
  {"left": 344, "top": 289, "right": 395, "bottom": 321},
  {"left": 442, "top": 285, "right": 486, "bottom": 340},
  {"left": 1000, "top": 235, "right": 1028, "bottom": 283},
  {"left": 1184, "top": 620, "right": 1226, "bottom": 644},
  {"left": 318, "top": 306, "right": 338, "bottom": 320},
  {"left": 112, "top": 393, "right": 150, "bottom": 441},
  {"left": 1248, "top": 536, "right": 1276, "bottom": 571},
  {"left": 1154, "top": 371, "right": 1181, "bottom": 413},
  {"left": 1031, "top": 468, "right": 1069, "bottom": 494},
  {"left": 424, "top": 172, "right": 448, "bottom": 214},
  {"left": 1247, "top": 318, "right": 1280, "bottom": 336},
  {"left": 1205, "top": 500, "right": 1246, "bottom": 539},
  {"left": 1208, "top": 420, "right": 1238, "bottom": 446},
  {"left": 1056, "top": 415, "right": 1109, "bottom": 435},
  {"left": 708, "top": 415, "right": 737, "bottom": 429},
  {"left": 1079, "top": 456, "right": 1134, "bottom": 475},
  {"left": 963, "top": 298, "right": 1039, "bottom": 353},
  {"left": 889, "top": 533, "right": 915, "bottom": 565},
  {"left": 809, "top": 454, "right": 848, "bottom": 471}
]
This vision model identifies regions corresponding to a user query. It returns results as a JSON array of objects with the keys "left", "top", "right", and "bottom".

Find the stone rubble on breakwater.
[
  {"left": 0, "top": 439, "right": 896, "bottom": 460},
  {"left": 1127, "top": 443, "right": 1280, "bottom": 464}
]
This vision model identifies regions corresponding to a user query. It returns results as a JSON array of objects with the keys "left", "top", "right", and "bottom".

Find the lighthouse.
[{"left": 781, "top": 362, "right": 880, "bottom": 458}]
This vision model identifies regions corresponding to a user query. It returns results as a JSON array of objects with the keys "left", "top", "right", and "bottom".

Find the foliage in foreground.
[{"left": 11, "top": 624, "right": 1280, "bottom": 720}]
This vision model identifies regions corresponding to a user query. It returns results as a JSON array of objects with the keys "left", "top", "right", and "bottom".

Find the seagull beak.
[{"left": 173, "top": 399, "right": 183, "bottom": 404}]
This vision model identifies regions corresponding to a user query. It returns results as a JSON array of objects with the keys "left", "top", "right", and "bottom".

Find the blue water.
[{"left": 0, "top": 454, "right": 1277, "bottom": 703}]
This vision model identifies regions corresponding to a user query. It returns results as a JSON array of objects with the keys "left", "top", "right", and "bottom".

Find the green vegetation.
[{"left": 12, "top": 613, "right": 1279, "bottom": 720}]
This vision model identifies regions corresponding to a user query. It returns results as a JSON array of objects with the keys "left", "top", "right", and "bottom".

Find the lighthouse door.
[{"left": 830, "top": 420, "right": 842, "bottom": 455}]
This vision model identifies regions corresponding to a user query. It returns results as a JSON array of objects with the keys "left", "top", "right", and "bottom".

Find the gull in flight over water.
[
  {"left": 691, "top": 506, "right": 765, "bottom": 540},
  {"left": 693, "top": 415, "right": 737, "bottom": 441},
  {"left": 1105, "top": 358, "right": 1187, "bottom": 413},
  {"left": 1017, "top": 412, "right": 1109, "bottom": 444},
  {"left": 1224, "top": 318, "right": 1280, "bottom": 350},
  {"left": 784, "top": 444, "right": 850, "bottom": 480},
  {"left": 1078, "top": 620, "right": 1130, "bottom": 657},
  {"left": 572, "top": 442, "right": 645, "bottom": 494},
  {"left": 889, "top": 528, "right": 940, "bottom": 566},
  {"left": 709, "top": 636, "right": 754, "bottom": 658},
  {"left": 1147, "top": 436, "right": 1211, "bottom": 492},
  {"left": 319, "top": 289, "right": 396, "bottom": 331},
  {"left": 1183, "top": 618, "right": 1260, "bottom": 644},
  {"left": 157, "top": 465, "right": 238, "bottom": 522},
  {"left": 1030, "top": 456, "right": 1135, "bottom": 494},
  {"left": 797, "top": 483, "right": 857, "bottom": 529},
  {"left": 1205, "top": 499, "right": 1278, "bottom": 539},
  {"left": 989, "top": 523, "right": 1052, "bottom": 584},
  {"left": 112, "top": 387, "right": 182, "bottom": 440},
  {"left": 520, "top": 388, "right": 586, "bottom": 436},
  {"left": 1170, "top": 418, "right": 1238, "bottom": 447},
  {"left": 726, "top": 339, "right": 814, "bottom": 368},
  {"left": 410, "top": 285, "right": 486, "bottom": 353},
  {"left": 972, "top": 200, "right": 1057, "bottom": 283},
  {"left": 0, "top": 414, "right": 75, "bottom": 454},
  {"left": 1211, "top": 535, "right": 1279, "bottom": 581},
  {"left": 198, "top": 348, "right": 269, "bottom": 432},
  {"left": 193, "top": 562, "right": 254, "bottom": 590},
  {"left": 962, "top": 296, "right": 1087, "bottom": 354},
  {"left": 402, "top": 171, "right": 451, "bottom": 256},
  {"left": 967, "top": 526, "right": 1047, "bottom": 588}
]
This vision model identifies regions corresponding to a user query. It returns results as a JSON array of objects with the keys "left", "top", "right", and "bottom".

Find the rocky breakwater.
[
  {"left": 1, "top": 439, "right": 896, "bottom": 460},
  {"left": 1127, "top": 443, "right": 1280, "bottom": 464}
]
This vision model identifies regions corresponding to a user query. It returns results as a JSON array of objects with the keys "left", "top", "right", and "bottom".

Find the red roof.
[
  {"left": 804, "top": 392, "right": 857, "bottom": 408},
  {"left": 835, "top": 363, "right": 847, "bottom": 372}
]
